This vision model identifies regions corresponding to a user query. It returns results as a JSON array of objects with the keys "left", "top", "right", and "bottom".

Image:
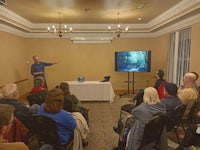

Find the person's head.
[
  {"left": 1, "top": 84, "right": 19, "bottom": 99},
  {"left": 44, "top": 88, "right": 64, "bottom": 113},
  {"left": 143, "top": 87, "right": 160, "bottom": 105},
  {"left": 0, "top": 104, "right": 15, "bottom": 136},
  {"left": 190, "top": 71, "right": 199, "bottom": 82},
  {"left": 183, "top": 72, "right": 196, "bottom": 87},
  {"left": 164, "top": 82, "right": 178, "bottom": 96},
  {"left": 34, "top": 76, "right": 45, "bottom": 87},
  {"left": 59, "top": 82, "right": 70, "bottom": 96},
  {"left": 155, "top": 69, "right": 164, "bottom": 79},
  {"left": 32, "top": 55, "right": 40, "bottom": 63}
]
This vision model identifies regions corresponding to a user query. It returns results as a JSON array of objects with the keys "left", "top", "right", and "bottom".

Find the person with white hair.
[
  {"left": 0, "top": 84, "right": 33, "bottom": 130},
  {"left": 113, "top": 87, "right": 167, "bottom": 150},
  {"left": 127, "top": 87, "right": 167, "bottom": 150},
  {"left": 1, "top": 84, "right": 19, "bottom": 99},
  {"left": 178, "top": 73, "right": 199, "bottom": 118}
]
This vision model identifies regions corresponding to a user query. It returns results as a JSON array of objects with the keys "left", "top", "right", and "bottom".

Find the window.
[{"left": 167, "top": 27, "right": 191, "bottom": 86}]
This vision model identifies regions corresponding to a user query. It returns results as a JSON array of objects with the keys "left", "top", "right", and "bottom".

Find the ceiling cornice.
[{"left": 0, "top": 0, "right": 200, "bottom": 41}]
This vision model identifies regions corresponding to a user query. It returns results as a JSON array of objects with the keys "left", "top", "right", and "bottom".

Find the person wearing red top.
[{"left": 30, "top": 76, "right": 47, "bottom": 94}]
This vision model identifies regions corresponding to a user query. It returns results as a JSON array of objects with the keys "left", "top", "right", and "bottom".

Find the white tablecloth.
[{"left": 65, "top": 81, "right": 115, "bottom": 103}]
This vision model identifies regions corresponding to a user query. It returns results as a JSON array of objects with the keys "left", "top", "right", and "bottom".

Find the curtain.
[
  {"left": 167, "top": 27, "right": 191, "bottom": 86},
  {"left": 167, "top": 33, "right": 176, "bottom": 82}
]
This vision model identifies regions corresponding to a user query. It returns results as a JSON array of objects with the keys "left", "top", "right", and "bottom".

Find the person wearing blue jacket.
[
  {"left": 31, "top": 55, "right": 56, "bottom": 88},
  {"left": 38, "top": 88, "right": 76, "bottom": 144}
]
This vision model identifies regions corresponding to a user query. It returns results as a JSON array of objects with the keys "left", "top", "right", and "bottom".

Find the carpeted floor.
[{"left": 82, "top": 95, "right": 132, "bottom": 150}]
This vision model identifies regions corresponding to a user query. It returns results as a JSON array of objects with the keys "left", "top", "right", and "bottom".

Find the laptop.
[{"left": 101, "top": 76, "right": 111, "bottom": 82}]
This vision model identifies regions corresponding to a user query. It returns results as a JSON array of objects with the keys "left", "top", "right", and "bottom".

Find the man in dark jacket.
[{"left": 161, "top": 82, "right": 182, "bottom": 118}]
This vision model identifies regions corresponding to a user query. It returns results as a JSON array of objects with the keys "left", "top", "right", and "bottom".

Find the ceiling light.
[
  {"left": 47, "top": 12, "right": 72, "bottom": 38},
  {"left": 108, "top": 12, "right": 129, "bottom": 38}
]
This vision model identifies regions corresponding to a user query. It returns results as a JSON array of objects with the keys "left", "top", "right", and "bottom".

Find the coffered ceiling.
[{"left": 0, "top": 0, "right": 200, "bottom": 42}]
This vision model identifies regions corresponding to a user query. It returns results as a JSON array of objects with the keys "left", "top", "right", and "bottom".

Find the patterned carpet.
[{"left": 82, "top": 95, "right": 132, "bottom": 150}]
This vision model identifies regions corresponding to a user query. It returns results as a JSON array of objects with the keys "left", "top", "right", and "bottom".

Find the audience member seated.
[
  {"left": 0, "top": 104, "right": 29, "bottom": 150},
  {"left": 3, "top": 116, "right": 29, "bottom": 144},
  {"left": 59, "top": 82, "right": 89, "bottom": 124},
  {"left": 0, "top": 84, "right": 34, "bottom": 130},
  {"left": 38, "top": 88, "right": 76, "bottom": 145},
  {"left": 161, "top": 82, "right": 182, "bottom": 118},
  {"left": 154, "top": 69, "right": 165, "bottom": 90},
  {"left": 178, "top": 73, "right": 199, "bottom": 118},
  {"left": 113, "top": 87, "right": 167, "bottom": 150},
  {"left": 190, "top": 72, "right": 199, "bottom": 90},
  {"left": 154, "top": 69, "right": 166, "bottom": 94},
  {"left": 176, "top": 108, "right": 200, "bottom": 150},
  {"left": 30, "top": 76, "right": 47, "bottom": 100}
]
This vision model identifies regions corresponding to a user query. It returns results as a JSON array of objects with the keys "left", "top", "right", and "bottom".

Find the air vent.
[{"left": 0, "top": 0, "right": 7, "bottom": 5}]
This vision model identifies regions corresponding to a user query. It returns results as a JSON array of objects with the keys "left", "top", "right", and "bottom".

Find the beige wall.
[
  {"left": 0, "top": 22, "right": 199, "bottom": 95},
  {"left": 190, "top": 22, "right": 200, "bottom": 85},
  {"left": 0, "top": 31, "right": 30, "bottom": 95},
  {"left": 26, "top": 36, "right": 168, "bottom": 93}
]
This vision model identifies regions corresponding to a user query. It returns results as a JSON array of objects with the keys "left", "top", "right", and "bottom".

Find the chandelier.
[
  {"left": 47, "top": 12, "right": 72, "bottom": 38},
  {"left": 108, "top": 12, "right": 128, "bottom": 38}
]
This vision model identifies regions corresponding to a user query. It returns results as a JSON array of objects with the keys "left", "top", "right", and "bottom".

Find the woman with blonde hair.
[
  {"left": 113, "top": 87, "right": 167, "bottom": 150},
  {"left": 143, "top": 87, "right": 160, "bottom": 104},
  {"left": 127, "top": 87, "right": 167, "bottom": 150}
]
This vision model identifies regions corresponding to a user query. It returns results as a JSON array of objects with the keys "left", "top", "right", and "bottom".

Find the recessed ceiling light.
[{"left": 138, "top": 17, "right": 142, "bottom": 21}]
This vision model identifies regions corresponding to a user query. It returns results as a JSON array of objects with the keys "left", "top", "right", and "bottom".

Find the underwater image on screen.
[{"left": 115, "top": 51, "right": 151, "bottom": 72}]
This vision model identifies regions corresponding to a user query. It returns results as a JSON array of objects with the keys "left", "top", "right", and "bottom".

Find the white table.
[{"left": 65, "top": 81, "right": 115, "bottom": 103}]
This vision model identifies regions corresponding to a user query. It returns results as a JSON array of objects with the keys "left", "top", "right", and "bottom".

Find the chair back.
[
  {"left": 187, "top": 101, "right": 200, "bottom": 125},
  {"left": 32, "top": 114, "right": 61, "bottom": 146},
  {"left": 32, "top": 114, "right": 73, "bottom": 150},
  {"left": 63, "top": 98, "right": 73, "bottom": 112},
  {"left": 166, "top": 104, "right": 186, "bottom": 131},
  {"left": 134, "top": 88, "right": 144, "bottom": 106},
  {"left": 139, "top": 115, "right": 167, "bottom": 148},
  {"left": 27, "top": 94, "right": 45, "bottom": 106}
]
